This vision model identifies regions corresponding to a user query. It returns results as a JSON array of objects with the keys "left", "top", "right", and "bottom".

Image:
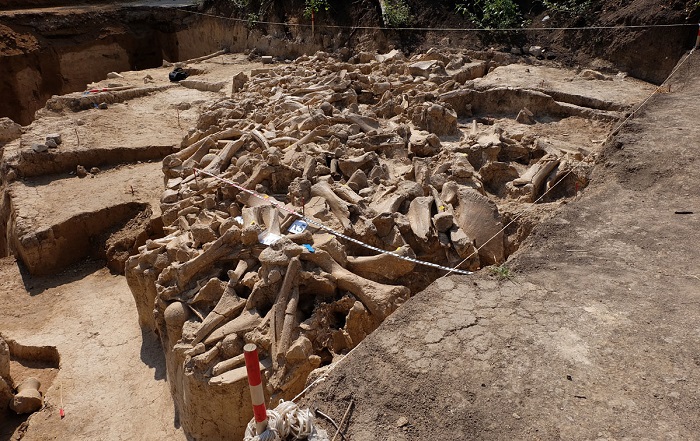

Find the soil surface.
[
  {"left": 299, "top": 51, "right": 700, "bottom": 440},
  {"left": 0, "top": 258, "right": 186, "bottom": 441}
]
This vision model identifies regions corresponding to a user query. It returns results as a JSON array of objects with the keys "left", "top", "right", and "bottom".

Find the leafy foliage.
[
  {"left": 456, "top": 0, "right": 524, "bottom": 29},
  {"left": 488, "top": 264, "right": 514, "bottom": 281},
  {"left": 304, "top": 0, "right": 330, "bottom": 18},
  {"left": 383, "top": 0, "right": 413, "bottom": 27},
  {"left": 540, "top": 0, "right": 592, "bottom": 14},
  {"left": 227, "top": 0, "right": 250, "bottom": 8}
]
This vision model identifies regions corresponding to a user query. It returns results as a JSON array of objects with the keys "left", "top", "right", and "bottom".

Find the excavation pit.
[
  {"left": 0, "top": 0, "right": 696, "bottom": 438},
  {"left": 113, "top": 50, "right": 655, "bottom": 440},
  {"left": 0, "top": 45, "right": 655, "bottom": 438}
]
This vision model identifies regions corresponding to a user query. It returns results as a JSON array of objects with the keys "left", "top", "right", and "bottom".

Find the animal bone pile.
[{"left": 126, "top": 48, "right": 597, "bottom": 436}]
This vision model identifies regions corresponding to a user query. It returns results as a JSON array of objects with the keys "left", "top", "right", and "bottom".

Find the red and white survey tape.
[
  {"left": 193, "top": 168, "right": 473, "bottom": 276},
  {"left": 244, "top": 343, "right": 268, "bottom": 435}
]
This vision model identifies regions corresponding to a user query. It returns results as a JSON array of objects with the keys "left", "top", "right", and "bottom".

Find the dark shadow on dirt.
[
  {"left": 139, "top": 327, "right": 166, "bottom": 381},
  {"left": 18, "top": 258, "right": 104, "bottom": 296},
  {"left": 0, "top": 412, "right": 29, "bottom": 441}
]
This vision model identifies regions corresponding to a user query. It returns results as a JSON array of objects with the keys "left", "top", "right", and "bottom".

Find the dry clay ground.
[
  {"left": 0, "top": 54, "right": 695, "bottom": 440},
  {"left": 300, "top": 55, "right": 700, "bottom": 439}
]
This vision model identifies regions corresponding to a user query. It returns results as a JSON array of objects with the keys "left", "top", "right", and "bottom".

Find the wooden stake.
[{"left": 331, "top": 398, "right": 354, "bottom": 441}]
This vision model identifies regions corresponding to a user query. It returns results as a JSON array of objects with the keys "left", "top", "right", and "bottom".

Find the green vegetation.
[
  {"left": 540, "top": 0, "right": 592, "bottom": 14},
  {"left": 456, "top": 0, "right": 592, "bottom": 29},
  {"left": 304, "top": 0, "right": 329, "bottom": 18},
  {"left": 456, "top": 0, "right": 524, "bottom": 29},
  {"left": 488, "top": 264, "right": 514, "bottom": 281},
  {"left": 383, "top": 0, "right": 413, "bottom": 27},
  {"left": 227, "top": 0, "right": 250, "bottom": 8}
]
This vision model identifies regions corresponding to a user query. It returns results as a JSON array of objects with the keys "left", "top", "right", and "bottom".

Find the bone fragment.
[
  {"left": 10, "top": 377, "right": 42, "bottom": 414},
  {"left": 513, "top": 154, "right": 559, "bottom": 186},
  {"left": 311, "top": 181, "right": 352, "bottom": 230},
  {"left": 182, "top": 48, "right": 227, "bottom": 64},
  {"left": 269, "top": 136, "right": 299, "bottom": 147},
  {"left": 531, "top": 156, "right": 560, "bottom": 193},
  {"left": 346, "top": 247, "right": 416, "bottom": 280},
  {"left": 242, "top": 163, "right": 274, "bottom": 190},
  {"left": 333, "top": 183, "right": 364, "bottom": 205},
  {"left": 211, "top": 353, "right": 245, "bottom": 377},
  {"left": 271, "top": 258, "right": 301, "bottom": 369},
  {"left": 338, "top": 151, "right": 377, "bottom": 177},
  {"left": 191, "top": 342, "right": 221, "bottom": 370},
  {"left": 407, "top": 196, "right": 434, "bottom": 240},
  {"left": 346, "top": 113, "right": 380, "bottom": 132},
  {"left": 191, "top": 277, "right": 247, "bottom": 346},
  {"left": 209, "top": 357, "right": 271, "bottom": 386},
  {"left": 346, "top": 169, "right": 369, "bottom": 192},
  {"left": 200, "top": 135, "right": 249, "bottom": 174},
  {"left": 250, "top": 129, "right": 270, "bottom": 150},
  {"left": 161, "top": 227, "right": 242, "bottom": 292},
  {"left": 287, "top": 126, "right": 330, "bottom": 151},
  {"left": 276, "top": 286, "right": 299, "bottom": 364},
  {"left": 164, "top": 301, "right": 191, "bottom": 349},
  {"left": 453, "top": 188, "right": 504, "bottom": 265},
  {"left": 204, "top": 308, "right": 263, "bottom": 345},
  {"left": 301, "top": 249, "right": 409, "bottom": 320},
  {"left": 175, "top": 127, "right": 243, "bottom": 162},
  {"left": 183, "top": 136, "right": 217, "bottom": 170}
]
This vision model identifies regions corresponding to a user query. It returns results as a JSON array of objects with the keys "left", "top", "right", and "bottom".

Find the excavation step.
[
  {"left": 2, "top": 54, "right": 263, "bottom": 178},
  {"left": 6, "top": 162, "right": 163, "bottom": 275},
  {"left": 474, "top": 64, "right": 656, "bottom": 111}
]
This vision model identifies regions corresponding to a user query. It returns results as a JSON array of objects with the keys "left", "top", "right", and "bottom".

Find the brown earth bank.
[
  {"left": 0, "top": 6, "right": 190, "bottom": 125},
  {"left": 0, "top": 0, "right": 134, "bottom": 10},
  {"left": 205, "top": 0, "right": 700, "bottom": 83}
]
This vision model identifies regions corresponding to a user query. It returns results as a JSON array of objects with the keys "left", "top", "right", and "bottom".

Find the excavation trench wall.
[
  {"left": 0, "top": 7, "right": 364, "bottom": 126},
  {"left": 11, "top": 201, "right": 148, "bottom": 275},
  {"left": 0, "top": 187, "right": 12, "bottom": 259},
  {"left": 1, "top": 1, "right": 693, "bottom": 125},
  {"left": 0, "top": 15, "right": 168, "bottom": 125},
  {"left": 12, "top": 145, "right": 176, "bottom": 178}
]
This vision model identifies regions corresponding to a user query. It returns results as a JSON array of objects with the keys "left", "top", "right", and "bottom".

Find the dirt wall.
[
  {"left": 0, "top": 0, "right": 122, "bottom": 10},
  {"left": 12, "top": 202, "right": 148, "bottom": 275},
  {"left": 0, "top": 187, "right": 12, "bottom": 258},
  {"left": 0, "top": 11, "right": 176, "bottom": 125}
]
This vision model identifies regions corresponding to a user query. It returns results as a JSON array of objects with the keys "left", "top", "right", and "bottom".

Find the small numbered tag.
[{"left": 287, "top": 220, "right": 308, "bottom": 234}]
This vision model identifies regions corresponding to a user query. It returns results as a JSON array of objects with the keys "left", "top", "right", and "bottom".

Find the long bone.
[
  {"left": 346, "top": 247, "right": 416, "bottom": 280},
  {"left": 311, "top": 181, "right": 352, "bottom": 231},
  {"left": 301, "top": 249, "right": 409, "bottom": 320},
  {"left": 158, "top": 227, "right": 243, "bottom": 293},
  {"left": 191, "top": 260, "right": 249, "bottom": 345},
  {"left": 270, "top": 258, "right": 302, "bottom": 371}
]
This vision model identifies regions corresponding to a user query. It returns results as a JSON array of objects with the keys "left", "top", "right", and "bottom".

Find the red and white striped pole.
[{"left": 244, "top": 343, "right": 268, "bottom": 435}]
